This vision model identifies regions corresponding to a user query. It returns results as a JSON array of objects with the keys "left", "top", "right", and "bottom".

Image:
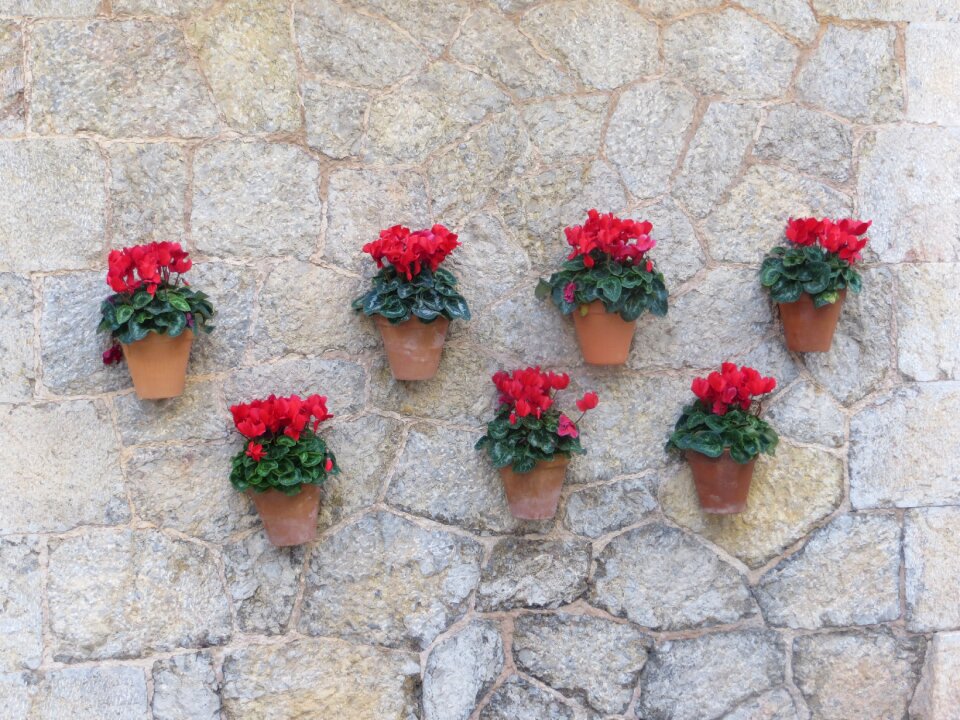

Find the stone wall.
[{"left": 0, "top": 0, "right": 958, "bottom": 718}]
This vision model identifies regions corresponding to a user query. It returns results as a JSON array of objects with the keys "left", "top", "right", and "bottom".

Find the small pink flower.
[
  {"left": 563, "top": 282, "right": 576, "bottom": 303},
  {"left": 324, "top": 457, "right": 334, "bottom": 472},
  {"left": 509, "top": 411, "right": 518, "bottom": 425},
  {"left": 102, "top": 343, "right": 123, "bottom": 366},
  {"left": 645, "top": 259, "right": 653, "bottom": 273},
  {"left": 557, "top": 414, "right": 579, "bottom": 438}
]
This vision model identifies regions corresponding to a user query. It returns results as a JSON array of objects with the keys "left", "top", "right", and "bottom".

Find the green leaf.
[
  {"left": 683, "top": 431, "right": 724, "bottom": 457},
  {"left": 759, "top": 261, "right": 782, "bottom": 287},
  {"left": 166, "top": 293, "right": 191, "bottom": 312},
  {"left": 598, "top": 277, "right": 622, "bottom": 303},
  {"left": 115, "top": 305, "right": 134, "bottom": 324},
  {"left": 132, "top": 290, "right": 152, "bottom": 309},
  {"left": 534, "top": 279, "right": 552, "bottom": 300}
]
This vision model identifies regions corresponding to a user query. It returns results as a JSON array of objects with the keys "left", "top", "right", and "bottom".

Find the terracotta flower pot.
[
  {"left": 778, "top": 290, "right": 846, "bottom": 353},
  {"left": 247, "top": 484, "right": 322, "bottom": 547},
  {"left": 685, "top": 450, "right": 757, "bottom": 514},
  {"left": 499, "top": 457, "right": 569, "bottom": 520},
  {"left": 121, "top": 330, "right": 193, "bottom": 400},
  {"left": 571, "top": 301, "right": 636, "bottom": 365},
  {"left": 374, "top": 315, "right": 449, "bottom": 381}
]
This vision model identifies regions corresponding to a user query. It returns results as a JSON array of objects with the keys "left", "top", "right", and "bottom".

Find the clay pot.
[
  {"left": 571, "top": 301, "right": 636, "bottom": 365},
  {"left": 778, "top": 290, "right": 846, "bottom": 353},
  {"left": 685, "top": 450, "right": 757, "bottom": 514},
  {"left": 499, "top": 457, "right": 569, "bottom": 520},
  {"left": 247, "top": 485, "right": 322, "bottom": 546},
  {"left": 122, "top": 330, "right": 193, "bottom": 400},
  {"left": 374, "top": 315, "right": 449, "bottom": 381}
]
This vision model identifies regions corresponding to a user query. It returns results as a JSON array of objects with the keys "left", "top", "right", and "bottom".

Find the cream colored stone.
[
  {"left": 911, "top": 632, "right": 960, "bottom": 720},
  {"left": 896, "top": 264, "right": 960, "bottom": 381},
  {"left": 0, "top": 23, "right": 24, "bottom": 135}
]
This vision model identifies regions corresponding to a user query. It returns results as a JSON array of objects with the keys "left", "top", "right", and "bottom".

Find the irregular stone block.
[
  {"left": 113, "top": 380, "right": 230, "bottom": 445},
  {"left": 31, "top": 667, "right": 149, "bottom": 719},
  {"left": 112, "top": 0, "right": 217, "bottom": 16},
  {"left": 0, "top": 400, "right": 128, "bottom": 534},
  {"left": 0, "top": 139, "right": 105, "bottom": 272},
  {"left": 563, "top": 477, "right": 658, "bottom": 539},
  {"left": 192, "top": 141, "right": 321, "bottom": 260},
  {"left": 520, "top": 96, "right": 607, "bottom": 164},
  {"left": 29, "top": 20, "right": 221, "bottom": 136},
  {"left": 423, "top": 620, "right": 503, "bottom": 720},
  {"left": 756, "top": 513, "right": 901, "bottom": 628},
  {"left": 724, "top": 688, "right": 802, "bottom": 720},
  {"left": 302, "top": 80, "right": 368, "bottom": 158},
  {"left": 186, "top": 0, "right": 300, "bottom": 133},
  {"left": 738, "top": 0, "right": 818, "bottom": 42},
  {"left": 755, "top": 105, "right": 853, "bottom": 183},
  {"left": 223, "top": 530, "right": 303, "bottom": 635},
  {"left": 766, "top": 380, "right": 846, "bottom": 448},
  {"left": 520, "top": 0, "right": 658, "bottom": 90},
  {"left": 222, "top": 637, "right": 420, "bottom": 719},
  {"left": 226, "top": 356, "right": 366, "bottom": 416},
  {"left": 644, "top": 0, "right": 721, "bottom": 16},
  {"left": 812, "top": 0, "right": 960, "bottom": 21},
  {"left": 662, "top": 443, "right": 844, "bottom": 568},
  {"left": 477, "top": 538, "right": 590, "bottom": 612},
  {"left": 591, "top": 524, "right": 756, "bottom": 630},
  {"left": 48, "top": 529, "right": 231, "bottom": 661},
  {"left": 793, "top": 630, "right": 924, "bottom": 720},
  {"left": 639, "top": 630, "right": 785, "bottom": 720},
  {"left": 151, "top": 652, "right": 221, "bottom": 720},
  {"left": 0, "top": 538, "right": 41, "bottom": 673},
  {"left": 796, "top": 25, "right": 902, "bottom": 123},
  {"left": 897, "top": 265, "right": 960, "bottom": 381},
  {"left": 906, "top": 506, "right": 960, "bottom": 632},
  {"left": 470, "top": 291, "right": 578, "bottom": 368},
  {"left": 605, "top": 80, "right": 696, "bottom": 199},
  {"left": 340, "top": 0, "right": 470, "bottom": 47},
  {"left": 0, "top": 23, "right": 24, "bottom": 135},
  {"left": 479, "top": 676, "right": 579, "bottom": 720},
  {"left": 513, "top": 613, "right": 649, "bottom": 714},
  {"left": 108, "top": 143, "right": 187, "bottom": 245},
  {"left": 0, "top": 273, "right": 34, "bottom": 401},
  {"left": 910, "top": 631, "right": 960, "bottom": 719},
  {"left": 187, "top": 262, "right": 257, "bottom": 375},
  {"left": 858, "top": 126, "right": 960, "bottom": 263},
  {"left": 299, "top": 511, "right": 483, "bottom": 649},
  {"left": 0, "top": 0, "right": 99, "bottom": 16},
  {"left": 640, "top": 198, "right": 706, "bottom": 288}
]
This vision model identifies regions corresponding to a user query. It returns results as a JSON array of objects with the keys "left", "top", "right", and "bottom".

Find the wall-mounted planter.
[
  {"left": 248, "top": 485, "right": 322, "bottom": 547},
  {"left": 122, "top": 330, "right": 193, "bottom": 400},
  {"left": 499, "top": 457, "right": 569, "bottom": 520},
  {"left": 777, "top": 290, "right": 846, "bottom": 353},
  {"left": 374, "top": 315, "right": 449, "bottom": 381},
  {"left": 685, "top": 450, "right": 757, "bottom": 514},
  {"left": 571, "top": 301, "right": 637, "bottom": 365}
]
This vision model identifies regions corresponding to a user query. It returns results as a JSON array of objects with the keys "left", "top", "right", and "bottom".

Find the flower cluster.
[
  {"left": 785, "top": 217, "right": 871, "bottom": 265},
  {"left": 107, "top": 241, "right": 192, "bottom": 295},
  {"left": 362, "top": 224, "right": 459, "bottom": 281},
  {"left": 491, "top": 366, "right": 598, "bottom": 439},
  {"left": 230, "top": 394, "right": 333, "bottom": 445},
  {"left": 564, "top": 209, "right": 656, "bottom": 268},
  {"left": 691, "top": 363, "right": 777, "bottom": 416}
]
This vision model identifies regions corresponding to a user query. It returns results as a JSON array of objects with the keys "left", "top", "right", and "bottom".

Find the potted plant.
[
  {"left": 352, "top": 223, "right": 470, "bottom": 380},
  {"left": 536, "top": 209, "right": 668, "bottom": 365},
  {"left": 229, "top": 394, "right": 339, "bottom": 547},
  {"left": 99, "top": 241, "right": 214, "bottom": 399},
  {"left": 667, "top": 363, "right": 778, "bottom": 514},
  {"left": 476, "top": 366, "right": 598, "bottom": 520},
  {"left": 760, "top": 217, "right": 870, "bottom": 352}
]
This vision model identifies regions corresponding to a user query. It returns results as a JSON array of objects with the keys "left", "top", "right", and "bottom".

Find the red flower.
[
  {"left": 106, "top": 241, "right": 192, "bottom": 294},
  {"left": 230, "top": 394, "right": 334, "bottom": 441},
  {"left": 557, "top": 414, "right": 579, "bottom": 438},
  {"left": 691, "top": 363, "right": 776, "bottom": 416},
  {"left": 361, "top": 224, "right": 459, "bottom": 280},
  {"left": 785, "top": 217, "right": 870, "bottom": 265},
  {"left": 509, "top": 412, "right": 518, "bottom": 425},
  {"left": 324, "top": 457, "right": 334, "bottom": 472},
  {"left": 246, "top": 441, "right": 266, "bottom": 462},
  {"left": 102, "top": 343, "right": 124, "bottom": 365},
  {"left": 492, "top": 366, "right": 569, "bottom": 418},
  {"left": 564, "top": 209, "right": 657, "bottom": 267},
  {"left": 576, "top": 391, "right": 599, "bottom": 412},
  {"left": 563, "top": 282, "right": 576, "bottom": 303},
  {"left": 645, "top": 259, "right": 654, "bottom": 273}
]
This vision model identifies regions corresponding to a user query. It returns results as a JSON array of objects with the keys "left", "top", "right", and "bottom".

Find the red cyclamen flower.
[
  {"left": 557, "top": 414, "right": 579, "bottom": 438},
  {"left": 324, "top": 457, "right": 334, "bottom": 472},
  {"left": 576, "top": 391, "right": 599, "bottom": 412},
  {"left": 691, "top": 363, "right": 776, "bottom": 416},
  {"left": 230, "top": 394, "right": 333, "bottom": 443},
  {"left": 563, "top": 282, "right": 576, "bottom": 303},
  {"left": 491, "top": 366, "right": 569, "bottom": 419},
  {"left": 246, "top": 442, "right": 266, "bottom": 462},
  {"left": 102, "top": 343, "right": 124, "bottom": 366},
  {"left": 361, "top": 224, "right": 459, "bottom": 281},
  {"left": 106, "top": 241, "right": 192, "bottom": 295},
  {"left": 564, "top": 209, "right": 656, "bottom": 268},
  {"left": 784, "top": 217, "right": 871, "bottom": 265}
]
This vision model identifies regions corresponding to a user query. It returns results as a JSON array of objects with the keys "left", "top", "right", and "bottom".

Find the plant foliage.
[
  {"left": 352, "top": 266, "right": 470, "bottom": 324},
  {"left": 230, "top": 429, "right": 338, "bottom": 496},
  {"left": 99, "top": 285, "right": 214, "bottom": 344}
]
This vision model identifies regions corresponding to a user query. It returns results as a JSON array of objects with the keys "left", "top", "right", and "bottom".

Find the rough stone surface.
[
  {"left": 111, "top": 0, "right": 217, "bottom": 16},
  {"left": 342, "top": 0, "right": 470, "bottom": 48},
  {"left": 639, "top": 198, "right": 706, "bottom": 288},
  {"left": 858, "top": 126, "right": 960, "bottom": 263},
  {"left": 756, "top": 513, "right": 901, "bottom": 628},
  {"left": 0, "top": 273, "right": 34, "bottom": 402},
  {"left": 151, "top": 652, "right": 221, "bottom": 720},
  {"left": 605, "top": 80, "right": 696, "bottom": 199},
  {"left": 793, "top": 630, "right": 924, "bottom": 720},
  {"left": 520, "top": 0, "right": 658, "bottom": 90},
  {"left": 445, "top": 214, "right": 530, "bottom": 312},
  {"left": 0, "top": 23, "right": 24, "bottom": 135},
  {"left": 638, "top": 630, "right": 785, "bottom": 720},
  {"left": 662, "top": 443, "right": 844, "bottom": 568},
  {"left": 108, "top": 143, "right": 187, "bottom": 244},
  {"left": 704, "top": 165, "right": 851, "bottom": 264},
  {"left": 0, "top": 537, "right": 41, "bottom": 673},
  {"left": 300, "top": 511, "right": 483, "bottom": 649},
  {"left": 513, "top": 613, "right": 648, "bottom": 714},
  {"left": 897, "top": 265, "right": 960, "bottom": 381},
  {"left": 29, "top": 20, "right": 221, "bottom": 137},
  {"left": 187, "top": 262, "right": 257, "bottom": 374},
  {"left": 479, "top": 676, "right": 578, "bottom": 720},
  {"left": 18, "top": 667, "right": 150, "bottom": 719},
  {"left": 724, "top": 689, "right": 802, "bottom": 720},
  {"left": 906, "top": 23, "right": 960, "bottom": 126},
  {"left": 186, "top": 0, "right": 300, "bottom": 134},
  {"left": 471, "top": 290, "right": 578, "bottom": 368},
  {"left": 222, "top": 638, "right": 420, "bottom": 719},
  {"left": 797, "top": 25, "right": 902, "bottom": 123},
  {"left": 47, "top": 529, "right": 231, "bottom": 661},
  {"left": 520, "top": 96, "right": 606, "bottom": 164},
  {"left": 114, "top": 380, "right": 229, "bottom": 445},
  {"left": 294, "top": 0, "right": 425, "bottom": 87},
  {"left": 477, "top": 538, "right": 590, "bottom": 612},
  {"left": 664, "top": 9, "right": 799, "bottom": 100},
  {"left": 563, "top": 477, "right": 658, "bottom": 539},
  {"left": 673, "top": 102, "right": 762, "bottom": 219},
  {"left": 766, "top": 380, "right": 846, "bottom": 448},
  {"left": 0, "top": 401, "right": 128, "bottom": 534},
  {"left": 126, "top": 440, "right": 255, "bottom": 542},
  {"left": 192, "top": 141, "right": 321, "bottom": 260},
  {"left": 223, "top": 530, "right": 303, "bottom": 635},
  {"left": 851, "top": 383, "right": 960, "bottom": 509},
  {"left": 302, "top": 79, "right": 368, "bottom": 158},
  {"left": 644, "top": 0, "right": 721, "bottom": 16},
  {"left": 423, "top": 620, "right": 504, "bottom": 720},
  {"left": 591, "top": 524, "right": 756, "bottom": 630},
  {"left": 911, "top": 631, "right": 960, "bottom": 720},
  {"left": 756, "top": 105, "right": 853, "bottom": 183},
  {"left": 811, "top": 0, "right": 960, "bottom": 21},
  {"left": 905, "top": 506, "right": 960, "bottom": 632},
  {"left": 0, "top": 139, "right": 105, "bottom": 272},
  {"left": 738, "top": 0, "right": 818, "bottom": 42}
]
